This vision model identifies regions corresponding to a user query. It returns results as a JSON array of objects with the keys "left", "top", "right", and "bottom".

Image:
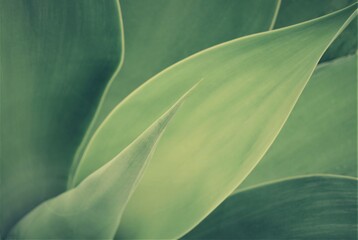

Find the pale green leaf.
[
  {"left": 69, "top": 4, "right": 357, "bottom": 239},
  {"left": 275, "top": 0, "right": 357, "bottom": 62},
  {"left": 69, "top": 0, "right": 281, "bottom": 178},
  {"left": 7, "top": 84, "right": 193, "bottom": 239},
  {"left": 0, "top": 0, "right": 123, "bottom": 236},
  {"left": 183, "top": 175, "right": 358, "bottom": 240},
  {"left": 240, "top": 54, "right": 357, "bottom": 190}
]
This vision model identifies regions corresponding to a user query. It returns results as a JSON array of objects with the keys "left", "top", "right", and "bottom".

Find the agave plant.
[{"left": 1, "top": 0, "right": 357, "bottom": 239}]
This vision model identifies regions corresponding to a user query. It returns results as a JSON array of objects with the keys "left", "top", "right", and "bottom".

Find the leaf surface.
[
  {"left": 70, "top": 4, "right": 357, "bottom": 239},
  {"left": 183, "top": 175, "right": 358, "bottom": 240},
  {"left": 7, "top": 84, "right": 191, "bottom": 239},
  {"left": 275, "top": 0, "right": 357, "bottom": 62},
  {"left": 69, "top": 0, "right": 281, "bottom": 175},
  {"left": 0, "top": 0, "right": 123, "bottom": 235},
  {"left": 240, "top": 54, "right": 357, "bottom": 190}
]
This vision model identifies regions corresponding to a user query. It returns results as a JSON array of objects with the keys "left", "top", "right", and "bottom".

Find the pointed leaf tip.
[{"left": 8, "top": 83, "right": 195, "bottom": 239}]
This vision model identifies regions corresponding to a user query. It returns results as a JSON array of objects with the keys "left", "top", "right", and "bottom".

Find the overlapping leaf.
[
  {"left": 7, "top": 83, "right": 193, "bottom": 239},
  {"left": 0, "top": 0, "right": 123, "bottom": 236},
  {"left": 240, "top": 54, "right": 357, "bottom": 190},
  {"left": 184, "top": 175, "right": 358, "bottom": 239},
  {"left": 69, "top": 0, "right": 281, "bottom": 176},
  {"left": 275, "top": 0, "right": 357, "bottom": 62},
  {"left": 68, "top": 5, "right": 357, "bottom": 239}
]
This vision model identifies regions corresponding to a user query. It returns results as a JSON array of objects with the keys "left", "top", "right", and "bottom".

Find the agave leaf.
[
  {"left": 183, "top": 175, "right": 358, "bottom": 240},
  {"left": 7, "top": 83, "right": 194, "bottom": 239},
  {"left": 69, "top": 0, "right": 281, "bottom": 177},
  {"left": 100, "top": 0, "right": 280, "bottom": 108},
  {"left": 71, "top": 4, "right": 356, "bottom": 239},
  {"left": 240, "top": 54, "right": 357, "bottom": 190},
  {"left": 0, "top": 0, "right": 123, "bottom": 236},
  {"left": 275, "top": 0, "right": 357, "bottom": 62}
]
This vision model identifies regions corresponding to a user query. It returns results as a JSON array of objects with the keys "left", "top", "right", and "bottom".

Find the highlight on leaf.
[
  {"left": 8, "top": 83, "right": 197, "bottom": 239},
  {"left": 68, "top": 3, "right": 357, "bottom": 239},
  {"left": 1, "top": 0, "right": 357, "bottom": 239},
  {"left": 239, "top": 53, "right": 357, "bottom": 191}
]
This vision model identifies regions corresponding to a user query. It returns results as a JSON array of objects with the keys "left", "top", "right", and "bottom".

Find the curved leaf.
[
  {"left": 184, "top": 175, "right": 358, "bottom": 240},
  {"left": 240, "top": 54, "right": 357, "bottom": 190},
  {"left": 70, "top": 4, "right": 357, "bottom": 239},
  {"left": 0, "top": 0, "right": 123, "bottom": 236},
  {"left": 274, "top": 0, "right": 357, "bottom": 62},
  {"left": 69, "top": 0, "right": 281, "bottom": 177},
  {"left": 7, "top": 83, "right": 193, "bottom": 239}
]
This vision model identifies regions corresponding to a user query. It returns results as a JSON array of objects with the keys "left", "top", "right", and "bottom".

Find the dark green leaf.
[
  {"left": 275, "top": 0, "right": 357, "bottom": 62},
  {"left": 0, "top": 0, "right": 123, "bottom": 235},
  {"left": 184, "top": 175, "right": 358, "bottom": 240}
]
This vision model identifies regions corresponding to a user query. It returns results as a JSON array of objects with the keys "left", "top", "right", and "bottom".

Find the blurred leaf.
[
  {"left": 240, "top": 54, "right": 357, "bottom": 190},
  {"left": 69, "top": 0, "right": 281, "bottom": 175},
  {"left": 275, "top": 0, "right": 357, "bottom": 62},
  {"left": 183, "top": 175, "right": 358, "bottom": 240},
  {"left": 0, "top": 0, "right": 123, "bottom": 236},
  {"left": 7, "top": 83, "right": 192, "bottom": 239},
  {"left": 69, "top": 5, "right": 357, "bottom": 239}
]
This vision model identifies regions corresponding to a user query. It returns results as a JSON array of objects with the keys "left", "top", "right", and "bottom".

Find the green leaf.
[
  {"left": 0, "top": 0, "right": 123, "bottom": 236},
  {"left": 69, "top": 0, "right": 281, "bottom": 177},
  {"left": 240, "top": 54, "right": 357, "bottom": 190},
  {"left": 102, "top": 0, "right": 280, "bottom": 107},
  {"left": 274, "top": 0, "right": 357, "bottom": 62},
  {"left": 70, "top": 4, "right": 357, "bottom": 239},
  {"left": 183, "top": 175, "right": 358, "bottom": 240},
  {"left": 7, "top": 83, "right": 193, "bottom": 239}
]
